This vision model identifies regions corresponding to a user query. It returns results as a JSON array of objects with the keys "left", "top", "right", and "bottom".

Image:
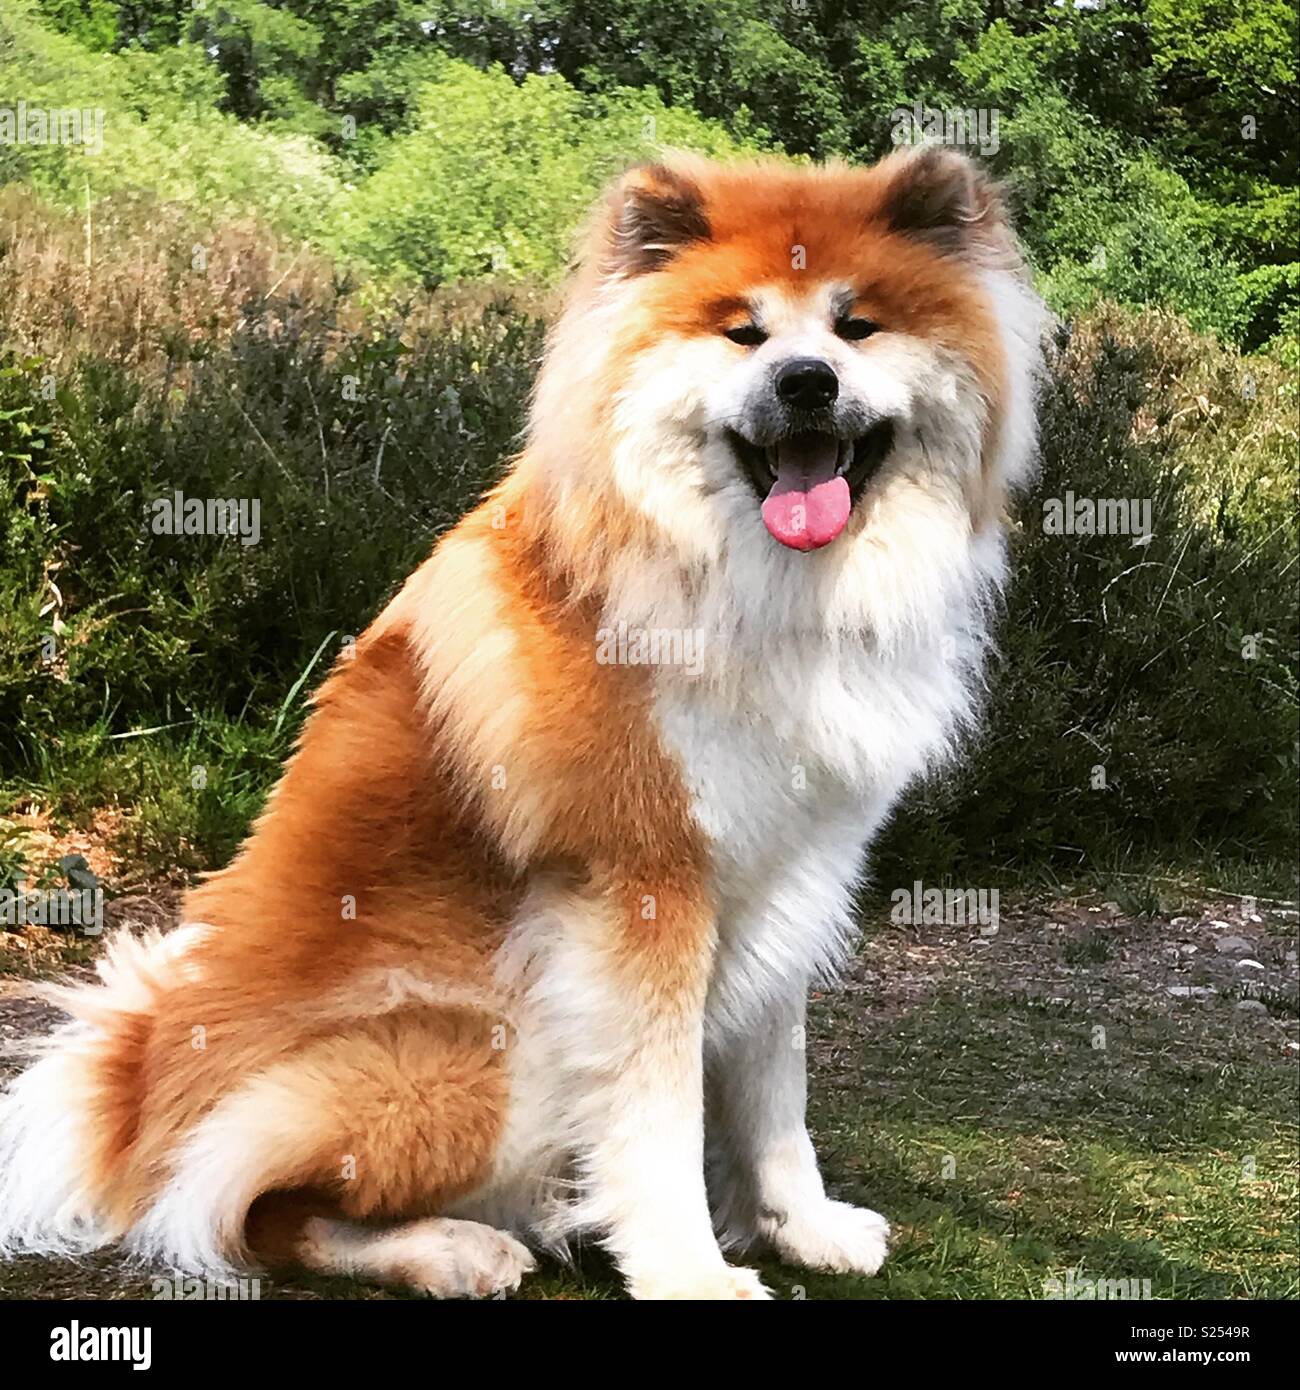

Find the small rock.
[
  {"left": 1167, "top": 985, "right": 1215, "bottom": 999},
  {"left": 1207, "top": 919, "right": 1232, "bottom": 931},
  {"left": 1170, "top": 916, "right": 1192, "bottom": 928},
  {"left": 1179, "top": 944, "right": 1198, "bottom": 956},
  {"left": 58, "top": 853, "right": 100, "bottom": 892},
  {"left": 1235, "top": 959, "right": 1265, "bottom": 971},
  {"left": 1235, "top": 1000, "right": 1268, "bottom": 1014},
  {"left": 1214, "top": 935, "right": 1253, "bottom": 955}
]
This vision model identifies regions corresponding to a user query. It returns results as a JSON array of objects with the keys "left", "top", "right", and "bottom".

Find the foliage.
[
  {"left": 0, "top": 287, "right": 540, "bottom": 753},
  {"left": 875, "top": 308, "right": 1299, "bottom": 884},
  {"left": 328, "top": 61, "right": 752, "bottom": 285},
  {"left": 2, "top": 2, "right": 340, "bottom": 236},
  {"left": 16, "top": 0, "right": 1299, "bottom": 346}
]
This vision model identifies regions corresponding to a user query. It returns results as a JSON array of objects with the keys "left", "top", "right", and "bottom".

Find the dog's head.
[{"left": 530, "top": 148, "right": 1043, "bottom": 592}]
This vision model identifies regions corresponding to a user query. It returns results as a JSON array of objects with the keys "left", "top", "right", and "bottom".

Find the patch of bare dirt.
[{"left": 813, "top": 893, "right": 1300, "bottom": 1083}]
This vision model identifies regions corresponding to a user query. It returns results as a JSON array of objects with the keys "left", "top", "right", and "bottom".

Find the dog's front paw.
[
  {"left": 764, "top": 1199, "right": 890, "bottom": 1276},
  {"left": 630, "top": 1263, "right": 772, "bottom": 1300}
]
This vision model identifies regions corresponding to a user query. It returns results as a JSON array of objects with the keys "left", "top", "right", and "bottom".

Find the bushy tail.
[{"left": 0, "top": 927, "right": 196, "bottom": 1258}]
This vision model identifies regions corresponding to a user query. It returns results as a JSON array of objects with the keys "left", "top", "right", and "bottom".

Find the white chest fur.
[{"left": 651, "top": 633, "right": 966, "bottom": 1039}]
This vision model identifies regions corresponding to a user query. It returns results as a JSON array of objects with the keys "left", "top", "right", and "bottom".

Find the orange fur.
[{"left": 74, "top": 482, "right": 714, "bottom": 1249}]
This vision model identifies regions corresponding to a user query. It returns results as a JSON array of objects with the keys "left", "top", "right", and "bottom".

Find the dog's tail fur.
[{"left": 0, "top": 926, "right": 204, "bottom": 1262}]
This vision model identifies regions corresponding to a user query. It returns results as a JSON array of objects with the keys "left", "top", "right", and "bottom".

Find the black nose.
[{"left": 774, "top": 357, "right": 839, "bottom": 410}]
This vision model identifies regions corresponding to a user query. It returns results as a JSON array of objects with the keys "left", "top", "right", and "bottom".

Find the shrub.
[
  {"left": 873, "top": 307, "right": 1298, "bottom": 887},
  {"left": 0, "top": 0, "right": 340, "bottom": 238},
  {"left": 328, "top": 60, "right": 754, "bottom": 287},
  {"left": 1038, "top": 158, "right": 1259, "bottom": 345},
  {"left": 0, "top": 288, "right": 544, "bottom": 779}
]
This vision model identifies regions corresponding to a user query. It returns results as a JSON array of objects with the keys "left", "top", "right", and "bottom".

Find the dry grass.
[
  {"left": 0, "top": 187, "right": 554, "bottom": 390},
  {"left": 0, "top": 187, "right": 333, "bottom": 377}
]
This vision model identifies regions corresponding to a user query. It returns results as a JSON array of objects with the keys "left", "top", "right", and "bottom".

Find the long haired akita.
[{"left": 0, "top": 148, "right": 1045, "bottom": 1299}]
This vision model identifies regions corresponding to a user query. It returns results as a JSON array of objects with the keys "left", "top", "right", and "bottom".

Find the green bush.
[
  {"left": 0, "top": 291, "right": 543, "bottom": 768},
  {"left": 874, "top": 309, "right": 1298, "bottom": 886},
  {"left": 328, "top": 60, "right": 753, "bottom": 287},
  {"left": 1, "top": 0, "right": 340, "bottom": 237},
  {"left": 1040, "top": 158, "right": 1258, "bottom": 345}
]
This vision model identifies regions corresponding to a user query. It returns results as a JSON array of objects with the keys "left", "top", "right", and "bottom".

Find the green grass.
[
  {"left": 1063, "top": 930, "right": 1114, "bottom": 965},
  {"left": 3, "top": 714, "right": 299, "bottom": 882},
  {"left": 793, "top": 991, "right": 1297, "bottom": 1301}
]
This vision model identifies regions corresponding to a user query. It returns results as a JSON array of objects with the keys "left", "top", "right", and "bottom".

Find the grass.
[
  {"left": 799, "top": 995, "right": 1297, "bottom": 1301},
  {"left": 1063, "top": 930, "right": 1115, "bottom": 965},
  {"left": 3, "top": 715, "right": 300, "bottom": 881}
]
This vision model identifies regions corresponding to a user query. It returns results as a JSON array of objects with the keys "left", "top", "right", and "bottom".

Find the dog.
[{"left": 0, "top": 146, "right": 1045, "bottom": 1299}]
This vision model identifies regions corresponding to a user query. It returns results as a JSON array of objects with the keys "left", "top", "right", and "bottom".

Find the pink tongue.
[{"left": 760, "top": 434, "right": 850, "bottom": 551}]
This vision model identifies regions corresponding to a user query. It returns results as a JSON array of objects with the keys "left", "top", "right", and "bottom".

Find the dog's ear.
[
  {"left": 601, "top": 163, "right": 710, "bottom": 276},
  {"left": 876, "top": 145, "right": 1017, "bottom": 268}
]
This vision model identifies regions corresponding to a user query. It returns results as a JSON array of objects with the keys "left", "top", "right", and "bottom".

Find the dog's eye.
[
  {"left": 724, "top": 323, "right": 767, "bottom": 347},
  {"left": 835, "top": 317, "right": 880, "bottom": 342}
]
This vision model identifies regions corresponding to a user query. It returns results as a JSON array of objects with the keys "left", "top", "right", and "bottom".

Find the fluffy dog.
[{"left": 0, "top": 147, "right": 1045, "bottom": 1299}]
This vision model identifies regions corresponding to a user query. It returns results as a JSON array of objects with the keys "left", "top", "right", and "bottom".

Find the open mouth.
[{"left": 727, "top": 422, "right": 895, "bottom": 551}]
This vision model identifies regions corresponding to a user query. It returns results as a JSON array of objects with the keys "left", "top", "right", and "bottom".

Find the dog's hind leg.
[
  {"left": 302, "top": 1215, "right": 535, "bottom": 1297},
  {"left": 124, "top": 1006, "right": 528, "bottom": 1294},
  {"left": 248, "top": 1192, "right": 534, "bottom": 1297}
]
